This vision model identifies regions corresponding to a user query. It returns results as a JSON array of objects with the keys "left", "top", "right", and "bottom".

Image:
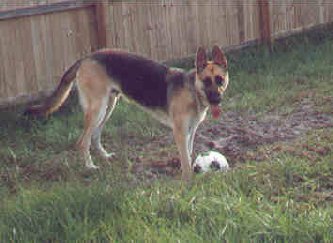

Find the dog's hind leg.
[
  {"left": 76, "top": 96, "right": 108, "bottom": 169},
  {"left": 75, "top": 60, "right": 111, "bottom": 168},
  {"left": 92, "top": 91, "right": 119, "bottom": 159}
]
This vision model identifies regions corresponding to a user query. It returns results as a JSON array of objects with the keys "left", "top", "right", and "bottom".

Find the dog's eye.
[
  {"left": 215, "top": 76, "right": 224, "bottom": 86},
  {"left": 203, "top": 77, "right": 212, "bottom": 86}
]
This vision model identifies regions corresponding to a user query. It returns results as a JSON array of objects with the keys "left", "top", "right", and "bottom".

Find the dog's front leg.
[
  {"left": 172, "top": 119, "right": 192, "bottom": 181},
  {"left": 188, "top": 120, "right": 200, "bottom": 156}
]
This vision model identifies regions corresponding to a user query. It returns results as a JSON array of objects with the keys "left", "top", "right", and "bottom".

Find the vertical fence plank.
[
  {"left": 0, "top": 30, "right": 5, "bottom": 98},
  {"left": 14, "top": 19, "right": 27, "bottom": 95},
  {"left": 258, "top": 0, "right": 271, "bottom": 49},
  {"left": 2, "top": 19, "right": 18, "bottom": 98},
  {"left": 31, "top": 14, "right": 46, "bottom": 92},
  {"left": 237, "top": 0, "right": 245, "bottom": 43},
  {"left": 109, "top": 2, "right": 123, "bottom": 49},
  {"left": 94, "top": 2, "right": 108, "bottom": 49},
  {"left": 162, "top": 0, "right": 173, "bottom": 60}
]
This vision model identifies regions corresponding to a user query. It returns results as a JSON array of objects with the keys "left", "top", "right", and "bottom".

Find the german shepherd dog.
[{"left": 26, "top": 46, "right": 228, "bottom": 181}]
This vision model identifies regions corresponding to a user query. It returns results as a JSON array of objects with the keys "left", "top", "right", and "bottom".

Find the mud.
[
  {"left": 132, "top": 98, "right": 333, "bottom": 179},
  {"left": 198, "top": 98, "right": 333, "bottom": 163}
]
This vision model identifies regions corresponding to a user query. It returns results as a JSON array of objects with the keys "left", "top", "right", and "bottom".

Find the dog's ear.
[
  {"left": 212, "top": 45, "right": 227, "bottom": 69},
  {"left": 196, "top": 46, "right": 207, "bottom": 73}
]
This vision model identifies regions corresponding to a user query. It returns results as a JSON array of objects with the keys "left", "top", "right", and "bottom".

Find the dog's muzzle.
[{"left": 207, "top": 91, "right": 222, "bottom": 105}]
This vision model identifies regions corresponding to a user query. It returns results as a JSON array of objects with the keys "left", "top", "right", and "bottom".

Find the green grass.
[
  {"left": 1, "top": 146, "right": 332, "bottom": 242},
  {"left": 0, "top": 33, "right": 333, "bottom": 242},
  {"left": 225, "top": 40, "right": 333, "bottom": 112}
]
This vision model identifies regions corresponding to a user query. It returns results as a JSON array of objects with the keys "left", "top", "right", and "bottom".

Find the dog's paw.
[
  {"left": 85, "top": 163, "right": 99, "bottom": 169},
  {"left": 100, "top": 152, "right": 115, "bottom": 160}
]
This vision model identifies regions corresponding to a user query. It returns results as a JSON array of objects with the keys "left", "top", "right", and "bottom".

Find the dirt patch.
[
  {"left": 132, "top": 98, "right": 333, "bottom": 179},
  {"left": 197, "top": 98, "right": 333, "bottom": 163}
]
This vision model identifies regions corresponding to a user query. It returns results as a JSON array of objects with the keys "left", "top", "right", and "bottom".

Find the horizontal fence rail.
[{"left": 0, "top": 1, "right": 93, "bottom": 20}]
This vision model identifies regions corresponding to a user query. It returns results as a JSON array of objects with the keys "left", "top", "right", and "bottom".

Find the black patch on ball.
[
  {"left": 210, "top": 160, "right": 221, "bottom": 171},
  {"left": 194, "top": 165, "right": 202, "bottom": 173}
]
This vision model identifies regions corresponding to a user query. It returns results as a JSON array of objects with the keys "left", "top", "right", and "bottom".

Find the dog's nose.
[{"left": 208, "top": 92, "right": 221, "bottom": 104}]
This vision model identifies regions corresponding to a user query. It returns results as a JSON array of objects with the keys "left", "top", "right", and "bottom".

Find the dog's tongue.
[{"left": 211, "top": 105, "right": 221, "bottom": 119}]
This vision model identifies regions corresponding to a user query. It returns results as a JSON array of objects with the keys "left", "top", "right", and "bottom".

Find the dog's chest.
[
  {"left": 192, "top": 108, "right": 208, "bottom": 128},
  {"left": 198, "top": 107, "right": 208, "bottom": 122}
]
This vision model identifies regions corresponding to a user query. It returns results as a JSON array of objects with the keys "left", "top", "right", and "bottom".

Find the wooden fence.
[{"left": 0, "top": 0, "right": 333, "bottom": 106}]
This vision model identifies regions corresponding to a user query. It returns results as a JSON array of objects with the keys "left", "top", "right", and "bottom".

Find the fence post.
[
  {"left": 94, "top": 1, "right": 108, "bottom": 49},
  {"left": 257, "top": 0, "right": 272, "bottom": 51}
]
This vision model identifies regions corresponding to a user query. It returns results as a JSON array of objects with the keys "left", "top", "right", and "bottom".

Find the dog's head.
[{"left": 195, "top": 45, "right": 228, "bottom": 118}]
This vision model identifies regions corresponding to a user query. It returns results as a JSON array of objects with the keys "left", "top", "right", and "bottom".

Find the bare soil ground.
[{"left": 131, "top": 95, "right": 333, "bottom": 179}]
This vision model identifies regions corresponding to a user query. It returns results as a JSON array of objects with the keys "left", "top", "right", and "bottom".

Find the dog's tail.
[{"left": 25, "top": 59, "right": 82, "bottom": 117}]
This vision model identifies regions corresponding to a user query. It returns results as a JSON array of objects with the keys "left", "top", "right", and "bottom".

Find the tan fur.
[
  {"left": 75, "top": 60, "right": 116, "bottom": 168},
  {"left": 168, "top": 88, "right": 200, "bottom": 180}
]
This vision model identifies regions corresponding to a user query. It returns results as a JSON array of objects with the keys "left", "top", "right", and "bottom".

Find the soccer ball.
[{"left": 193, "top": 151, "right": 229, "bottom": 173}]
